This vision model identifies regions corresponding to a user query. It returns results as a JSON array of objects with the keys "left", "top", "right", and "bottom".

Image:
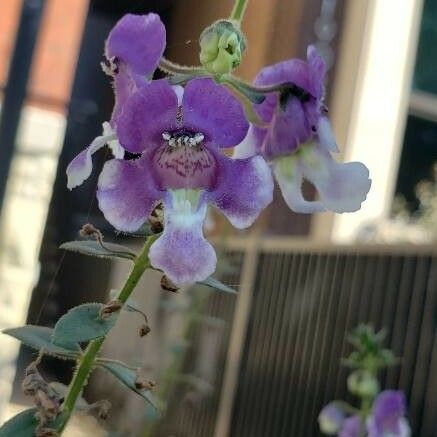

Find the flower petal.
[
  {"left": 317, "top": 117, "right": 338, "bottom": 153},
  {"left": 272, "top": 154, "right": 325, "bottom": 213},
  {"left": 66, "top": 128, "right": 117, "bottom": 190},
  {"left": 301, "top": 145, "right": 371, "bottom": 213},
  {"left": 103, "top": 122, "right": 124, "bottom": 159},
  {"left": 96, "top": 154, "right": 162, "bottom": 232},
  {"left": 339, "top": 416, "right": 364, "bottom": 437},
  {"left": 307, "top": 45, "right": 326, "bottom": 99},
  {"left": 149, "top": 190, "right": 216, "bottom": 285},
  {"left": 182, "top": 78, "right": 248, "bottom": 147},
  {"left": 233, "top": 126, "right": 259, "bottom": 159},
  {"left": 117, "top": 79, "right": 178, "bottom": 153},
  {"left": 206, "top": 153, "right": 274, "bottom": 228},
  {"left": 105, "top": 13, "right": 165, "bottom": 76}
]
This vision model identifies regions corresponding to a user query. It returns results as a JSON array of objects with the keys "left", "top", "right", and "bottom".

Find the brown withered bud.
[
  {"left": 134, "top": 376, "right": 156, "bottom": 391},
  {"left": 100, "top": 299, "right": 123, "bottom": 319},
  {"left": 149, "top": 203, "right": 164, "bottom": 234},
  {"left": 79, "top": 223, "right": 103, "bottom": 240},
  {"left": 34, "top": 390, "right": 60, "bottom": 421},
  {"left": 161, "top": 275, "right": 179, "bottom": 293},
  {"left": 36, "top": 427, "right": 59, "bottom": 437},
  {"left": 139, "top": 324, "right": 151, "bottom": 337},
  {"left": 87, "top": 399, "right": 112, "bottom": 420}
]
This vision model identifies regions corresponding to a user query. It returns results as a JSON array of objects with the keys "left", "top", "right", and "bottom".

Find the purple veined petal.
[
  {"left": 96, "top": 152, "right": 162, "bottom": 232},
  {"left": 182, "top": 78, "right": 249, "bottom": 147},
  {"left": 205, "top": 152, "right": 274, "bottom": 229},
  {"left": 117, "top": 79, "right": 179, "bottom": 153},
  {"left": 149, "top": 189, "right": 217, "bottom": 285},
  {"left": 307, "top": 45, "right": 326, "bottom": 99},
  {"left": 367, "top": 390, "right": 409, "bottom": 437},
  {"left": 300, "top": 144, "right": 371, "bottom": 213},
  {"left": 233, "top": 126, "right": 260, "bottom": 159},
  {"left": 66, "top": 125, "right": 118, "bottom": 190},
  {"left": 317, "top": 116, "right": 339, "bottom": 153},
  {"left": 105, "top": 13, "right": 166, "bottom": 76},
  {"left": 272, "top": 154, "right": 325, "bottom": 213},
  {"left": 339, "top": 416, "right": 364, "bottom": 437}
]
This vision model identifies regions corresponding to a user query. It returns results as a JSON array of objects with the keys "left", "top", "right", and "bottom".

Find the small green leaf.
[
  {"left": 52, "top": 303, "right": 117, "bottom": 349},
  {"left": 60, "top": 240, "right": 136, "bottom": 261},
  {"left": 97, "top": 361, "right": 157, "bottom": 408},
  {"left": 2, "top": 326, "right": 80, "bottom": 358},
  {"left": 198, "top": 276, "right": 237, "bottom": 294},
  {"left": 0, "top": 408, "right": 37, "bottom": 436}
]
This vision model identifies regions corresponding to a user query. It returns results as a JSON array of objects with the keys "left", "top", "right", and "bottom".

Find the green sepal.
[
  {"left": 52, "top": 303, "right": 117, "bottom": 349},
  {"left": 60, "top": 240, "right": 136, "bottom": 261},
  {"left": 0, "top": 408, "right": 38, "bottom": 437},
  {"left": 2, "top": 326, "right": 80, "bottom": 359},
  {"left": 198, "top": 276, "right": 236, "bottom": 294},
  {"left": 97, "top": 361, "right": 157, "bottom": 409}
]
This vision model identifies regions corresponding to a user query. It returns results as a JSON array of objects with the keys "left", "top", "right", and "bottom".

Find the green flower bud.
[
  {"left": 199, "top": 20, "right": 246, "bottom": 75},
  {"left": 347, "top": 370, "right": 380, "bottom": 398}
]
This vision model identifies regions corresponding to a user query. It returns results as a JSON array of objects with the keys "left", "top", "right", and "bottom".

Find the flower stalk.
[
  {"left": 56, "top": 233, "right": 159, "bottom": 433},
  {"left": 230, "top": 0, "right": 249, "bottom": 23}
]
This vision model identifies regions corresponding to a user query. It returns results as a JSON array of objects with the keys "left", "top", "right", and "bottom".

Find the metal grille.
[{"left": 158, "top": 244, "right": 437, "bottom": 437}]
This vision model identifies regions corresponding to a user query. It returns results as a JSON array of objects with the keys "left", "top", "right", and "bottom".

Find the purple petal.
[
  {"left": 307, "top": 45, "right": 326, "bottom": 99},
  {"left": 105, "top": 13, "right": 165, "bottom": 76},
  {"left": 117, "top": 79, "right": 178, "bottom": 153},
  {"left": 205, "top": 153, "right": 273, "bottom": 228},
  {"left": 149, "top": 190, "right": 216, "bottom": 285},
  {"left": 367, "top": 390, "right": 408, "bottom": 436},
  {"left": 300, "top": 145, "right": 371, "bottom": 213},
  {"left": 96, "top": 153, "right": 162, "bottom": 232},
  {"left": 339, "top": 416, "right": 364, "bottom": 437},
  {"left": 318, "top": 403, "right": 346, "bottom": 434},
  {"left": 182, "top": 78, "right": 249, "bottom": 147},
  {"left": 66, "top": 127, "right": 118, "bottom": 190},
  {"left": 272, "top": 154, "right": 325, "bottom": 213}
]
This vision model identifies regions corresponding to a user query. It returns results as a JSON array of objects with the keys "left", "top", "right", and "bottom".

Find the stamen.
[{"left": 161, "top": 131, "right": 205, "bottom": 148}]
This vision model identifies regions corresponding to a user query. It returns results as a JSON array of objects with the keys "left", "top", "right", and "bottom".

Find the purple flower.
[
  {"left": 96, "top": 78, "right": 273, "bottom": 285},
  {"left": 235, "top": 46, "right": 371, "bottom": 214},
  {"left": 67, "top": 13, "right": 166, "bottom": 189},
  {"left": 339, "top": 416, "right": 364, "bottom": 437},
  {"left": 367, "top": 391, "right": 410, "bottom": 437},
  {"left": 318, "top": 403, "right": 346, "bottom": 434}
]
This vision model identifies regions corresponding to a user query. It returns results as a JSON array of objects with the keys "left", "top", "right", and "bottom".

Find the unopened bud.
[
  {"left": 318, "top": 403, "right": 345, "bottom": 435},
  {"left": 135, "top": 376, "right": 156, "bottom": 391},
  {"left": 199, "top": 20, "right": 246, "bottom": 75},
  {"left": 139, "top": 324, "right": 151, "bottom": 337},
  {"left": 161, "top": 275, "right": 179, "bottom": 293},
  {"left": 347, "top": 370, "right": 380, "bottom": 398}
]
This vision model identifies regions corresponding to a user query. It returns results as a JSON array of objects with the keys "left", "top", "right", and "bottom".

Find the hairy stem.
[
  {"left": 230, "top": 0, "right": 249, "bottom": 23},
  {"left": 57, "top": 234, "right": 159, "bottom": 433}
]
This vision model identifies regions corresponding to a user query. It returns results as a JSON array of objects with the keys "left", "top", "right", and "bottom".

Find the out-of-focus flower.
[
  {"left": 318, "top": 403, "right": 346, "bottom": 435},
  {"left": 339, "top": 416, "right": 364, "bottom": 437},
  {"left": 96, "top": 78, "right": 273, "bottom": 285},
  {"left": 367, "top": 391, "right": 410, "bottom": 437},
  {"left": 235, "top": 46, "right": 371, "bottom": 214},
  {"left": 67, "top": 13, "right": 166, "bottom": 189},
  {"left": 347, "top": 370, "right": 380, "bottom": 399}
]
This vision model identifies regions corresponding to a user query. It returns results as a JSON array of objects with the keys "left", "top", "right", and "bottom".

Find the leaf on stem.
[
  {"left": 60, "top": 240, "right": 136, "bottom": 261},
  {"left": 2, "top": 326, "right": 80, "bottom": 359},
  {"left": 52, "top": 303, "right": 117, "bottom": 349},
  {"left": 198, "top": 276, "right": 237, "bottom": 294},
  {"left": 0, "top": 408, "right": 38, "bottom": 436},
  {"left": 97, "top": 361, "right": 157, "bottom": 408}
]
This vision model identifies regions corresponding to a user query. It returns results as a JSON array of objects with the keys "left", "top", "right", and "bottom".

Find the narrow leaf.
[
  {"left": 97, "top": 361, "right": 157, "bottom": 408},
  {"left": 198, "top": 276, "right": 237, "bottom": 294},
  {"left": 0, "top": 408, "right": 37, "bottom": 436},
  {"left": 2, "top": 326, "right": 80, "bottom": 358},
  {"left": 60, "top": 240, "right": 136, "bottom": 261},
  {"left": 52, "top": 303, "right": 117, "bottom": 349}
]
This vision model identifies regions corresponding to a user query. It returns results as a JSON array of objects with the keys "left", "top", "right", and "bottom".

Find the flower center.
[{"left": 153, "top": 131, "right": 216, "bottom": 190}]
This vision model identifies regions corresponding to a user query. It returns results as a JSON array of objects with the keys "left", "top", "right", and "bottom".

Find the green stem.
[
  {"left": 57, "top": 234, "right": 159, "bottom": 434},
  {"left": 230, "top": 0, "right": 249, "bottom": 23}
]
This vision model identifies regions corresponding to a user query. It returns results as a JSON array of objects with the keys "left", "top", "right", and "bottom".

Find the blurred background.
[{"left": 0, "top": 0, "right": 436, "bottom": 436}]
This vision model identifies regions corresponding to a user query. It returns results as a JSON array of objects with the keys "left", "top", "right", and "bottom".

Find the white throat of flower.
[{"left": 167, "top": 189, "right": 203, "bottom": 228}]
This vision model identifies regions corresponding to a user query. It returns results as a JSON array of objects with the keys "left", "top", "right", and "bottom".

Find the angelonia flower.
[
  {"left": 318, "top": 403, "right": 346, "bottom": 435},
  {"left": 339, "top": 416, "right": 365, "bottom": 437},
  {"left": 67, "top": 13, "right": 166, "bottom": 189},
  {"left": 235, "top": 46, "right": 371, "bottom": 214}
]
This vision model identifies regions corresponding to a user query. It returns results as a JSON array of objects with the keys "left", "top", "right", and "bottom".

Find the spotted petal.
[
  {"left": 149, "top": 190, "right": 216, "bottom": 285},
  {"left": 206, "top": 152, "right": 273, "bottom": 228},
  {"left": 96, "top": 153, "right": 162, "bottom": 232},
  {"left": 273, "top": 144, "right": 371, "bottom": 213},
  {"left": 117, "top": 79, "right": 178, "bottom": 153},
  {"left": 182, "top": 78, "right": 249, "bottom": 147},
  {"left": 105, "top": 13, "right": 165, "bottom": 77}
]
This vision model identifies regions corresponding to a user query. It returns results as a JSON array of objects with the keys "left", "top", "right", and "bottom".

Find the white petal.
[
  {"left": 301, "top": 144, "right": 371, "bottom": 213},
  {"left": 233, "top": 126, "right": 258, "bottom": 159},
  {"left": 272, "top": 154, "right": 325, "bottom": 213},
  {"left": 317, "top": 117, "right": 338, "bottom": 152},
  {"left": 102, "top": 121, "right": 124, "bottom": 159}
]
